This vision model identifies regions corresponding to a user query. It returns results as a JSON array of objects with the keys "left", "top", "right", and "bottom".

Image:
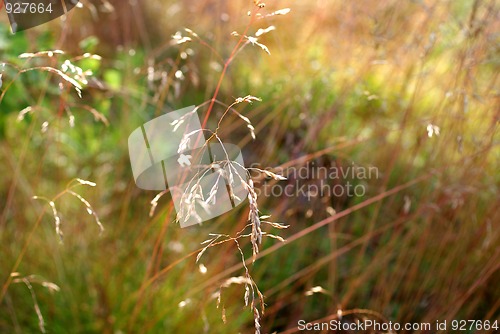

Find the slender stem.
[{"left": 196, "top": 8, "right": 260, "bottom": 146}]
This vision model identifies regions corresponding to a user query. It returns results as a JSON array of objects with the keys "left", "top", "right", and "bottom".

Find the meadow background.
[{"left": 0, "top": 0, "right": 498, "bottom": 333}]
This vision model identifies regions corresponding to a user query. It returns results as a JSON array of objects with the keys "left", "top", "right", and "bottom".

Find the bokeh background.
[{"left": 0, "top": 0, "right": 499, "bottom": 333}]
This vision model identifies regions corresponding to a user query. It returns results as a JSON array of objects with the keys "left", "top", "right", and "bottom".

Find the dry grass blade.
[
  {"left": 255, "top": 26, "right": 276, "bottom": 37},
  {"left": 268, "top": 8, "right": 291, "bottom": 16},
  {"left": 66, "top": 190, "right": 104, "bottom": 234},
  {"left": 196, "top": 235, "right": 223, "bottom": 263},
  {"left": 32, "top": 196, "right": 63, "bottom": 241},
  {"left": 15, "top": 278, "right": 46, "bottom": 333},
  {"left": 150, "top": 190, "right": 169, "bottom": 217},
  {"left": 171, "top": 31, "right": 192, "bottom": 45},
  {"left": 19, "top": 67, "right": 83, "bottom": 97},
  {"left": 19, "top": 50, "right": 65, "bottom": 58},
  {"left": 69, "top": 104, "right": 110, "bottom": 126},
  {"left": 17, "top": 106, "right": 34, "bottom": 121}
]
